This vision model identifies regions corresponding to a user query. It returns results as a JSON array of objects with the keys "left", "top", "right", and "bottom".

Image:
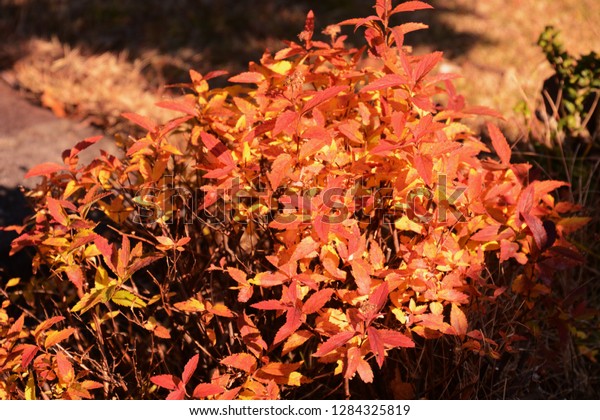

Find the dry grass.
[{"left": 9, "top": 38, "right": 179, "bottom": 134}]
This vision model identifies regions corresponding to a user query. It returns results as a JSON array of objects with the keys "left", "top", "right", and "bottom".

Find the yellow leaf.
[
  {"left": 6, "top": 277, "right": 20, "bottom": 288},
  {"left": 63, "top": 180, "right": 81, "bottom": 199},
  {"left": 111, "top": 290, "right": 146, "bottom": 308},
  {"left": 429, "top": 301, "right": 443, "bottom": 316},
  {"left": 25, "top": 374, "right": 36, "bottom": 400},
  {"left": 267, "top": 60, "right": 292, "bottom": 75},
  {"left": 174, "top": 297, "right": 205, "bottom": 312},
  {"left": 94, "top": 266, "right": 111, "bottom": 289},
  {"left": 287, "top": 371, "right": 303, "bottom": 387},
  {"left": 557, "top": 217, "right": 592, "bottom": 234},
  {"left": 394, "top": 215, "right": 424, "bottom": 234}
]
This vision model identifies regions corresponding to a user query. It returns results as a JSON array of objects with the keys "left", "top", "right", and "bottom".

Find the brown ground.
[{"left": 1, "top": 1, "right": 598, "bottom": 146}]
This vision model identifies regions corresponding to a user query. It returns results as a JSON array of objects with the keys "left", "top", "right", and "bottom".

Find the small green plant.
[{"left": 538, "top": 25, "right": 600, "bottom": 144}]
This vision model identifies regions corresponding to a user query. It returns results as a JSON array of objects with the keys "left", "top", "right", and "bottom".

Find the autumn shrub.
[{"left": 1, "top": 1, "right": 589, "bottom": 399}]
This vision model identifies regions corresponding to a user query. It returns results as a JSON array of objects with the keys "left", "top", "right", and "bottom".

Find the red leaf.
[
  {"left": 25, "top": 162, "right": 67, "bottom": 179},
  {"left": 367, "top": 326, "right": 385, "bottom": 368},
  {"left": 395, "top": 22, "right": 429, "bottom": 35},
  {"left": 360, "top": 74, "right": 408, "bottom": 92},
  {"left": 200, "top": 132, "right": 234, "bottom": 166},
  {"left": 151, "top": 374, "right": 179, "bottom": 391},
  {"left": 487, "top": 122, "right": 511, "bottom": 165},
  {"left": 450, "top": 304, "right": 468, "bottom": 336},
  {"left": 33, "top": 316, "right": 64, "bottom": 339},
  {"left": 437, "top": 288, "right": 469, "bottom": 304},
  {"left": 313, "top": 331, "right": 356, "bottom": 357},
  {"left": 303, "top": 288, "right": 334, "bottom": 314},
  {"left": 299, "top": 126, "right": 332, "bottom": 160},
  {"left": 20, "top": 344, "right": 39, "bottom": 369},
  {"left": 65, "top": 135, "right": 103, "bottom": 161},
  {"left": 390, "top": 1, "right": 433, "bottom": 15},
  {"left": 64, "top": 266, "right": 84, "bottom": 289},
  {"left": 470, "top": 225, "right": 500, "bottom": 242},
  {"left": 273, "top": 110, "right": 299, "bottom": 136},
  {"left": 166, "top": 388, "right": 186, "bottom": 400},
  {"left": 155, "top": 99, "right": 197, "bottom": 116},
  {"left": 356, "top": 357, "right": 374, "bottom": 383},
  {"left": 273, "top": 307, "right": 303, "bottom": 344},
  {"left": 193, "top": 383, "right": 225, "bottom": 399},
  {"left": 228, "top": 72, "right": 264, "bottom": 84},
  {"left": 523, "top": 213, "right": 547, "bottom": 249},
  {"left": 368, "top": 282, "right": 389, "bottom": 312},
  {"left": 291, "top": 236, "right": 319, "bottom": 263},
  {"left": 182, "top": 354, "right": 199, "bottom": 385},
  {"left": 378, "top": 329, "right": 415, "bottom": 348},
  {"left": 251, "top": 299, "right": 285, "bottom": 311},
  {"left": 351, "top": 259, "right": 372, "bottom": 295},
  {"left": 221, "top": 353, "right": 257, "bottom": 373},
  {"left": 268, "top": 153, "right": 292, "bottom": 190},
  {"left": 517, "top": 183, "right": 535, "bottom": 215},
  {"left": 8, "top": 313, "right": 25, "bottom": 337},
  {"left": 413, "top": 51, "right": 443, "bottom": 82},
  {"left": 122, "top": 112, "right": 158, "bottom": 132},
  {"left": 414, "top": 154, "right": 433, "bottom": 186},
  {"left": 301, "top": 85, "right": 347, "bottom": 114},
  {"left": 46, "top": 197, "right": 69, "bottom": 226}
]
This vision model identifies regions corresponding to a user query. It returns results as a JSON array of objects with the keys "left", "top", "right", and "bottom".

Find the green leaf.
[{"left": 111, "top": 290, "right": 147, "bottom": 309}]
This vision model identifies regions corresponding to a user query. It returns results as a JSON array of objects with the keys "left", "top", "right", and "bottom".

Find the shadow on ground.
[
  {"left": 0, "top": 0, "right": 491, "bottom": 78},
  {"left": 0, "top": 186, "right": 32, "bottom": 281}
]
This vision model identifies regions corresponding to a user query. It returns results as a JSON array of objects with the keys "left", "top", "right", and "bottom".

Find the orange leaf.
[
  {"left": 151, "top": 374, "right": 179, "bottom": 391},
  {"left": 8, "top": 313, "right": 25, "bottom": 337},
  {"left": 56, "top": 352, "right": 74, "bottom": 384},
  {"left": 153, "top": 325, "right": 171, "bottom": 339},
  {"left": 47, "top": 197, "right": 69, "bottom": 226},
  {"left": 25, "top": 162, "right": 66, "bottom": 179},
  {"left": 378, "top": 329, "right": 415, "bottom": 348},
  {"left": 193, "top": 383, "right": 225, "bottom": 399},
  {"left": 450, "top": 304, "right": 468, "bottom": 336},
  {"left": 207, "top": 302, "right": 235, "bottom": 318},
  {"left": 303, "top": 288, "right": 334, "bottom": 314},
  {"left": 360, "top": 74, "right": 408, "bottom": 92},
  {"left": 267, "top": 153, "right": 292, "bottom": 190},
  {"left": 367, "top": 326, "right": 385, "bottom": 367},
  {"left": 301, "top": 85, "right": 347, "bottom": 114},
  {"left": 282, "top": 330, "right": 313, "bottom": 356},
  {"left": 299, "top": 126, "right": 332, "bottom": 160},
  {"left": 351, "top": 259, "right": 372, "bottom": 295},
  {"left": 487, "top": 122, "right": 511, "bottom": 166},
  {"left": 122, "top": 112, "right": 158, "bottom": 132},
  {"left": 390, "top": 1, "right": 433, "bottom": 14},
  {"left": 33, "top": 316, "right": 64, "bottom": 339},
  {"left": 274, "top": 307, "right": 304, "bottom": 345},
  {"left": 182, "top": 354, "right": 199, "bottom": 385},
  {"left": 174, "top": 298, "right": 205, "bottom": 313},
  {"left": 221, "top": 353, "right": 257, "bottom": 373},
  {"left": 45, "top": 328, "right": 76, "bottom": 348},
  {"left": 19, "top": 344, "right": 39, "bottom": 369},
  {"left": 313, "top": 331, "right": 356, "bottom": 357},
  {"left": 228, "top": 72, "right": 264, "bottom": 84}
]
